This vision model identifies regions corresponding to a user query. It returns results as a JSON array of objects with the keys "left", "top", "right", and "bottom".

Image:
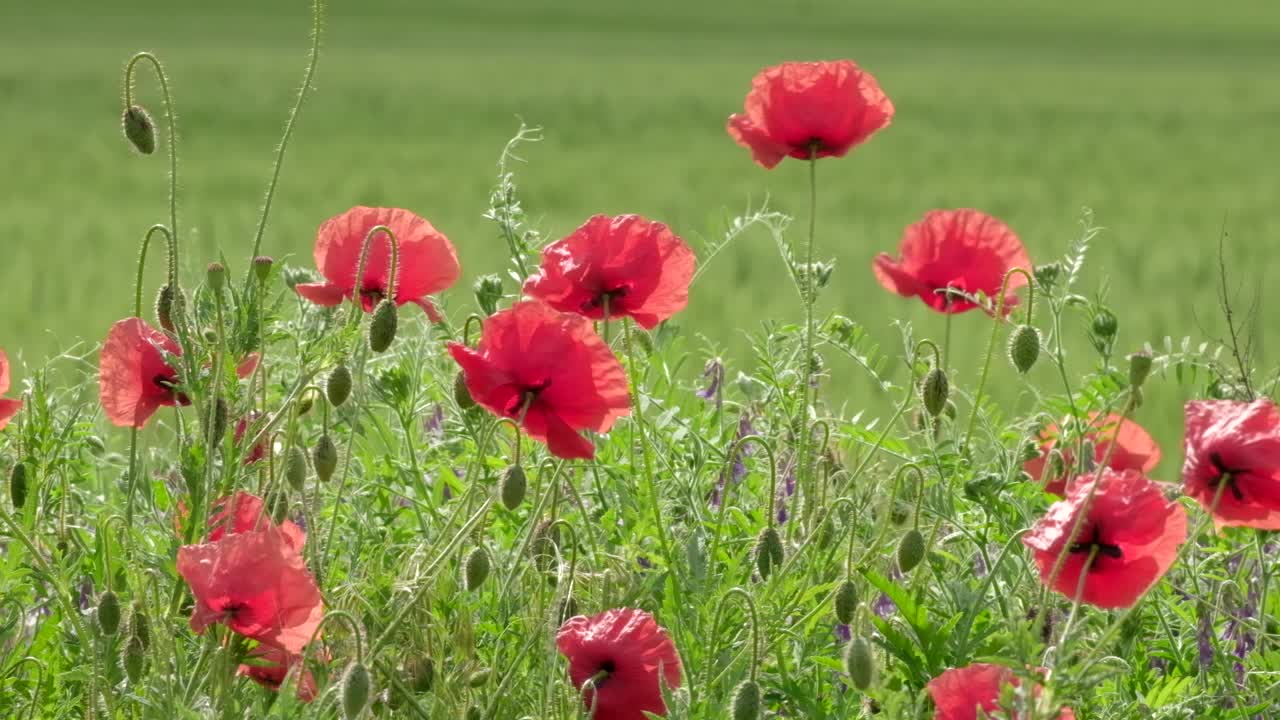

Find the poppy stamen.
[
  {"left": 1068, "top": 526, "right": 1122, "bottom": 560},
  {"left": 1208, "top": 452, "right": 1248, "bottom": 502}
]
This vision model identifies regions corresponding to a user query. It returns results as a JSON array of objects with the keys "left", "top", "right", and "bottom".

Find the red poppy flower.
[
  {"left": 0, "top": 348, "right": 22, "bottom": 431},
  {"left": 448, "top": 301, "right": 630, "bottom": 460},
  {"left": 1024, "top": 413, "right": 1161, "bottom": 495},
  {"left": 927, "top": 663, "right": 1074, "bottom": 720},
  {"left": 177, "top": 525, "right": 323, "bottom": 654},
  {"left": 727, "top": 60, "right": 894, "bottom": 169},
  {"left": 239, "top": 643, "right": 319, "bottom": 702},
  {"left": 235, "top": 413, "right": 268, "bottom": 465},
  {"left": 99, "top": 317, "right": 187, "bottom": 428},
  {"left": 873, "top": 209, "right": 1031, "bottom": 314},
  {"left": 200, "top": 492, "right": 305, "bottom": 551},
  {"left": 1023, "top": 469, "right": 1186, "bottom": 609},
  {"left": 523, "top": 215, "right": 696, "bottom": 330},
  {"left": 294, "top": 206, "right": 460, "bottom": 322},
  {"left": 556, "top": 608, "right": 681, "bottom": 720},
  {"left": 1183, "top": 399, "right": 1280, "bottom": 530}
]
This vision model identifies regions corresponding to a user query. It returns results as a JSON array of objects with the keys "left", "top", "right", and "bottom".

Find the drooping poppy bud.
[
  {"left": 466, "top": 668, "right": 492, "bottom": 687},
  {"left": 210, "top": 398, "right": 228, "bottom": 445},
  {"left": 834, "top": 579, "right": 858, "bottom": 625},
  {"left": 500, "top": 465, "right": 527, "bottom": 510},
  {"left": 252, "top": 256, "right": 274, "bottom": 284},
  {"left": 155, "top": 284, "right": 182, "bottom": 333},
  {"left": 920, "top": 368, "right": 948, "bottom": 417},
  {"left": 731, "top": 679, "right": 762, "bottom": 720},
  {"left": 473, "top": 274, "right": 503, "bottom": 317},
  {"left": 122, "top": 633, "right": 147, "bottom": 683},
  {"left": 122, "top": 105, "right": 156, "bottom": 155},
  {"left": 126, "top": 600, "right": 150, "bottom": 649},
  {"left": 9, "top": 462, "right": 27, "bottom": 509},
  {"left": 844, "top": 635, "right": 875, "bottom": 691},
  {"left": 368, "top": 299, "right": 398, "bottom": 353},
  {"left": 285, "top": 447, "right": 308, "bottom": 491},
  {"left": 313, "top": 434, "right": 338, "bottom": 482},
  {"left": 97, "top": 590, "right": 122, "bottom": 636},
  {"left": 206, "top": 262, "right": 226, "bottom": 293},
  {"left": 327, "top": 364, "right": 353, "bottom": 407},
  {"left": 86, "top": 435, "right": 107, "bottom": 456},
  {"left": 755, "top": 526, "right": 784, "bottom": 580},
  {"left": 341, "top": 662, "right": 371, "bottom": 719},
  {"left": 1008, "top": 324, "right": 1040, "bottom": 373},
  {"left": 897, "top": 529, "right": 925, "bottom": 574},
  {"left": 1128, "top": 350, "right": 1153, "bottom": 388},
  {"left": 463, "top": 546, "right": 491, "bottom": 591},
  {"left": 454, "top": 372, "right": 476, "bottom": 409}
]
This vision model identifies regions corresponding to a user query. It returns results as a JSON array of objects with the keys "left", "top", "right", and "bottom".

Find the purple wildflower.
[
  {"left": 424, "top": 404, "right": 445, "bottom": 443},
  {"left": 833, "top": 624, "right": 851, "bottom": 644},
  {"left": 78, "top": 577, "right": 94, "bottom": 612},
  {"left": 696, "top": 358, "right": 725, "bottom": 409},
  {"left": 710, "top": 413, "right": 756, "bottom": 507},
  {"left": 1197, "top": 611, "right": 1215, "bottom": 669},
  {"left": 637, "top": 556, "right": 653, "bottom": 570}
]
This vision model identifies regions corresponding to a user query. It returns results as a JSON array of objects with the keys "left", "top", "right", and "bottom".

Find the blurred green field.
[{"left": 2, "top": 0, "right": 1278, "bottom": 453}]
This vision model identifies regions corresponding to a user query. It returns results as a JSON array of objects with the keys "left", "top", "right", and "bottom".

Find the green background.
[{"left": 2, "top": 0, "right": 1277, "bottom": 457}]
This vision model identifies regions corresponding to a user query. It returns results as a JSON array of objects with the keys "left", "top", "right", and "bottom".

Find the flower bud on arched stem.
[{"left": 964, "top": 267, "right": 1036, "bottom": 448}]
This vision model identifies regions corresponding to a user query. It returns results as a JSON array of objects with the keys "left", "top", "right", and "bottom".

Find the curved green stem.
[
  {"left": 963, "top": 266, "right": 1035, "bottom": 447},
  {"left": 348, "top": 224, "right": 400, "bottom": 326},
  {"left": 706, "top": 434, "right": 777, "bottom": 571},
  {"left": 9, "top": 656, "right": 46, "bottom": 720},
  {"left": 123, "top": 55, "right": 179, "bottom": 283}
]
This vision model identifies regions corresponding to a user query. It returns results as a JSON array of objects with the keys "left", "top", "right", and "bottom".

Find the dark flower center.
[
  {"left": 1069, "top": 526, "right": 1122, "bottom": 561},
  {"left": 1209, "top": 452, "right": 1247, "bottom": 502},
  {"left": 220, "top": 601, "right": 248, "bottom": 622},
  {"left": 504, "top": 378, "right": 552, "bottom": 418},
  {"left": 360, "top": 284, "right": 386, "bottom": 303},
  {"left": 584, "top": 285, "right": 631, "bottom": 316},
  {"left": 592, "top": 659, "right": 617, "bottom": 689},
  {"left": 153, "top": 374, "right": 191, "bottom": 406}
]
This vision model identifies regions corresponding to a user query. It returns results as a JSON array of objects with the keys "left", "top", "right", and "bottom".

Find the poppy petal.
[
  {"left": 0, "top": 398, "right": 20, "bottom": 431},
  {"left": 410, "top": 296, "right": 445, "bottom": 324},
  {"left": 236, "top": 353, "right": 261, "bottom": 379},
  {"left": 98, "top": 317, "right": 182, "bottom": 428},
  {"left": 0, "top": 348, "right": 10, "bottom": 395},
  {"left": 295, "top": 282, "right": 347, "bottom": 307}
]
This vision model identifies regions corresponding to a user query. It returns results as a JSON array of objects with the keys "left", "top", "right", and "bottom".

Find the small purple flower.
[
  {"left": 696, "top": 358, "right": 725, "bottom": 409},
  {"left": 710, "top": 413, "right": 756, "bottom": 507},
  {"left": 833, "top": 623, "right": 851, "bottom": 644},
  {"left": 424, "top": 404, "right": 445, "bottom": 443},
  {"left": 637, "top": 556, "right": 653, "bottom": 570},
  {"left": 1197, "top": 612, "right": 1215, "bottom": 669},
  {"left": 78, "top": 577, "right": 94, "bottom": 613},
  {"left": 292, "top": 512, "right": 308, "bottom": 532}
]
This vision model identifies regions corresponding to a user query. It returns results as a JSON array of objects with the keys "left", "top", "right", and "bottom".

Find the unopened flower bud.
[
  {"left": 1033, "top": 262, "right": 1061, "bottom": 289},
  {"left": 844, "top": 635, "right": 875, "bottom": 690},
  {"left": 97, "top": 590, "right": 121, "bottom": 636},
  {"left": 327, "top": 364, "right": 353, "bottom": 407},
  {"left": 754, "top": 526, "right": 784, "bottom": 580},
  {"left": 897, "top": 528, "right": 926, "bottom": 574},
  {"left": 454, "top": 372, "right": 476, "bottom": 409},
  {"left": 1091, "top": 309, "right": 1118, "bottom": 338},
  {"left": 464, "top": 546, "right": 491, "bottom": 591},
  {"left": 126, "top": 601, "right": 150, "bottom": 649},
  {"left": 1128, "top": 350, "right": 1153, "bottom": 388},
  {"left": 731, "top": 679, "right": 762, "bottom": 720},
  {"left": 920, "top": 368, "right": 949, "bottom": 417},
  {"left": 206, "top": 262, "right": 226, "bottom": 292},
  {"left": 341, "top": 661, "right": 371, "bottom": 719},
  {"left": 313, "top": 433, "right": 338, "bottom": 482},
  {"left": 86, "top": 435, "right": 107, "bottom": 456},
  {"left": 1008, "top": 324, "right": 1040, "bottom": 374},
  {"left": 473, "top": 274, "right": 504, "bottom": 317},
  {"left": 834, "top": 579, "right": 859, "bottom": 625},
  {"left": 155, "top": 284, "right": 183, "bottom": 333},
  {"left": 122, "top": 633, "right": 147, "bottom": 683},
  {"left": 210, "top": 398, "right": 228, "bottom": 445},
  {"left": 285, "top": 447, "right": 307, "bottom": 492},
  {"left": 466, "top": 668, "right": 491, "bottom": 688},
  {"left": 122, "top": 105, "right": 156, "bottom": 155},
  {"left": 500, "top": 465, "right": 527, "bottom": 510},
  {"left": 9, "top": 461, "right": 27, "bottom": 509},
  {"left": 252, "top": 256, "right": 274, "bottom": 284},
  {"left": 369, "top": 299, "right": 398, "bottom": 353}
]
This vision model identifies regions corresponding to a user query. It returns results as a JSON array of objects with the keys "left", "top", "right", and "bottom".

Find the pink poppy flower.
[{"left": 0, "top": 348, "right": 22, "bottom": 431}]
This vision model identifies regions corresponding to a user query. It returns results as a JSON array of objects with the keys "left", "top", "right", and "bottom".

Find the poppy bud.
[
  {"left": 285, "top": 446, "right": 307, "bottom": 491},
  {"left": 466, "top": 668, "right": 491, "bottom": 688},
  {"left": 313, "top": 433, "right": 338, "bottom": 482},
  {"left": 210, "top": 398, "right": 228, "bottom": 445},
  {"left": 324, "top": 365, "right": 353, "bottom": 408},
  {"left": 754, "top": 526, "right": 784, "bottom": 580},
  {"left": 155, "top": 283, "right": 183, "bottom": 333},
  {"left": 531, "top": 520, "right": 561, "bottom": 572},
  {"left": 206, "top": 262, "right": 226, "bottom": 293},
  {"left": 463, "top": 546, "right": 491, "bottom": 591},
  {"left": 252, "top": 256, "right": 274, "bottom": 284},
  {"left": 122, "top": 632, "right": 147, "bottom": 682},
  {"left": 127, "top": 600, "right": 150, "bottom": 649},
  {"left": 1008, "top": 324, "right": 1040, "bottom": 374},
  {"left": 834, "top": 579, "right": 859, "bottom": 625},
  {"left": 1091, "top": 309, "right": 1118, "bottom": 338},
  {"left": 406, "top": 656, "right": 435, "bottom": 693},
  {"left": 473, "top": 273, "right": 504, "bottom": 317},
  {"left": 342, "top": 661, "right": 372, "bottom": 719},
  {"left": 500, "top": 465, "right": 527, "bottom": 510},
  {"left": 731, "top": 679, "right": 762, "bottom": 720},
  {"left": 1128, "top": 350, "right": 1153, "bottom": 388},
  {"left": 86, "top": 435, "right": 107, "bottom": 456},
  {"left": 920, "top": 368, "right": 948, "bottom": 417},
  {"left": 97, "top": 590, "right": 122, "bottom": 636},
  {"left": 633, "top": 328, "right": 656, "bottom": 356},
  {"left": 369, "top": 299, "right": 398, "bottom": 353},
  {"left": 844, "top": 635, "right": 875, "bottom": 691},
  {"left": 897, "top": 528, "right": 925, "bottom": 574},
  {"left": 9, "top": 461, "right": 27, "bottom": 509},
  {"left": 454, "top": 372, "right": 476, "bottom": 409},
  {"left": 122, "top": 105, "right": 156, "bottom": 155},
  {"left": 1033, "top": 262, "right": 1061, "bottom": 289}
]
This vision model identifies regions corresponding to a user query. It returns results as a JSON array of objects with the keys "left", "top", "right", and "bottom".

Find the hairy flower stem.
[
  {"left": 123, "top": 54, "right": 180, "bottom": 284},
  {"left": 963, "top": 267, "right": 1035, "bottom": 448},
  {"left": 797, "top": 149, "right": 818, "bottom": 532},
  {"left": 244, "top": 0, "right": 324, "bottom": 289}
]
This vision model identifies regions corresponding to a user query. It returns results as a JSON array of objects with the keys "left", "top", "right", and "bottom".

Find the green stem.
[
  {"left": 963, "top": 267, "right": 1035, "bottom": 448},
  {"left": 798, "top": 148, "right": 818, "bottom": 533},
  {"left": 123, "top": 55, "right": 179, "bottom": 282}
]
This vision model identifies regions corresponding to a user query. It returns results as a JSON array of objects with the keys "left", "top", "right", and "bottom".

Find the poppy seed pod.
[
  {"left": 341, "top": 661, "right": 371, "bottom": 719},
  {"left": 454, "top": 371, "right": 476, "bottom": 409},
  {"left": 844, "top": 635, "right": 875, "bottom": 691},
  {"left": 368, "top": 299, "right": 398, "bottom": 353},
  {"left": 897, "top": 528, "right": 926, "bottom": 574},
  {"left": 9, "top": 461, "right": 27, "bottom": 509},
  {"left": 206, "top": 262, "right": 226, "bottom": 293},
  {"left": 466, "top": 668, "right": 492, "bottom": 688},
  {"left": 920, "top": 368, "right": 949, "bottom": 417},
  {"left": 1008, "top": 324, "right": 1041, "bottom": 374},
  {"left": 755, "top": 526, "right": 785, "bottom": 580},
  {"left": 1128, "top": 350, "right": 1153, "bottom": 388},
  {"left": 731, "top": 679, "right": 762, "bottom": 720},
  {"left": 122, "top": 633, "right": 147, "bottom": 683},
  {"left": 473, "top": 273, "right": 504, "bottom": 317},
  {"left": 406, "top": 656, "right": 435, "bottom": 693},
  {"left": 97, "top": 590, "right": 122, "bottom": 636},
  {"left": 834, "top": 579, "right": 859, "bottom": 625},
  {"left": 210, "top": 398, "right": 228, "bottom": 445},
  {"left": 122, "top": 105, "right": 156, "bottom": 155},
  {"left": 327, "top": 364, "right": 353, "bottom": 407},
  {"left": 252, "top": 256, "right": 274, "bottom": 284},
  {"left": 313, "top": 433, "right": 338, "bottom": 482},
  {"left": 285, "top": 446, "right": 307, "bottom": 492},
  {"left": 464, "top": 546, "right": 491, "bottom": 591},
  {"left": 155, "top": 283, "right": 182, "bottom": 333},
  {"left": 500, "top": 465, "right": 527, "bottom": 510},
  {"left": 1091, "top": 309, "right": 1119, "bottom": 338}
]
